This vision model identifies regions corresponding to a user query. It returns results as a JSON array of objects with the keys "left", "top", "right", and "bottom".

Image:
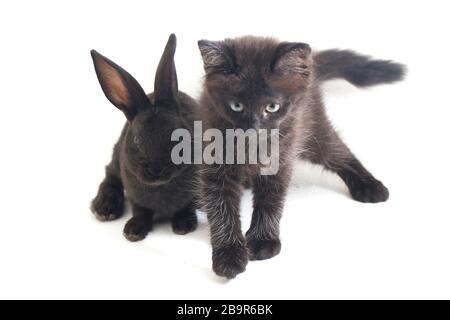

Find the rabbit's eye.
[
  {"left": 229, "top": 101, "right": 244, "bottom": 112},
  {"left": 133, "top": 136, "right": 140, "bottom": 145},
  {"left": 265, "top": 103, "right": 281, "bottom": 113}
]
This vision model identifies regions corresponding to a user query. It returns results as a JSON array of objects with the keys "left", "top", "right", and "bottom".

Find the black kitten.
[
  {"left": 197, "top": 36, "right": 405, "bottom": 278},
  {"left": 91, "top": 34, "right": 198, "bottom": 241}
]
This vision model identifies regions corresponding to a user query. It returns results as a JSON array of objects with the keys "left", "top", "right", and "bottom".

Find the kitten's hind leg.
[
  {"left": 301, "top": 127, "right": 389, "bottom": 203},
  {"left": 123, "top": 204, "right": 154, "bottom": 242},
  {"left": 172, "top": 202, "right": 198, "bottom": 235},
  {"left": 91, "top": 174, "right": 125, "bottom": 221},
  {"left": 335, "top": 158, "right": 389, "bottom": 203}
]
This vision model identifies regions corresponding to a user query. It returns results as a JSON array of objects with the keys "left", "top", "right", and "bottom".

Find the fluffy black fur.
[
  {"left": 91, "top": 34, "right": 198, "bottom": 240},
  {"left": 197, "top": 36, "right": 405, "bottom": 279},
  {"left": 314, "top": 49, "right": 406, "bottom": 87}
]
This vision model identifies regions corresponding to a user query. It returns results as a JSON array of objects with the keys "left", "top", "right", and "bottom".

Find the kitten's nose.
[
  {"left": 254, "top": 118, "right": 261, "bottom": 130},
  {"left": 246, "top": 115, "right": 261, "bottom": 130}
]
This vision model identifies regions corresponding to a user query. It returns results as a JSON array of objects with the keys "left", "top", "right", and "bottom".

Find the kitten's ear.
[
  {"left": 91, "top": 50, "right": 150, "bottom": 120},
  {"left": 271, "top": 42, "right": 312, "bottom": 77},
  {"left": 154, "top": 34, "right": 179, "bottom": 107},
  {"left": 198, "top": 40, "right": 235, "bottom": 74}
]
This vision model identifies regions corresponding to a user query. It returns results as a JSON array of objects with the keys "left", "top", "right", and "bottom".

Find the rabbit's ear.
[
  {"left": 154, "top": 34, "right": 179, "bottom": 107},
  {"left": 91, "top": 50, "right": 150, "bottom": 120}
]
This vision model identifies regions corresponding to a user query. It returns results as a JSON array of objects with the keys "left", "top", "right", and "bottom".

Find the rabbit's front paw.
[
  {"left": 91, "top": 183, "right": 124, "bottom": 221},
  {"left": 172, "top": 212, "right": 198, "bottom": 235},
  {"left": 123, "top": 216, "right": 153, "bottom": 242}
]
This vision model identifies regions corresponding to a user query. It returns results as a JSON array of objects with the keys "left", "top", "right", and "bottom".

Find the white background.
[{"left": 1, "top": 0, "right": 449, "bottom": 299}]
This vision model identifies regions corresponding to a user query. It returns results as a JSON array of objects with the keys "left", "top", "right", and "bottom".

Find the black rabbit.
[{"left": 90, "top": 34, "right": 198, "bottom": 241}]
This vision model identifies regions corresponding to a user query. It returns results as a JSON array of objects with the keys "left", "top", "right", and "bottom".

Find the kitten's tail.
[{"left": 314, "top": 49, "right": 407, "bottom": 87}]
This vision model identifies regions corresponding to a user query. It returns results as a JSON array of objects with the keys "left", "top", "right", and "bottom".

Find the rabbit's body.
[
  {"left": 114, "top": 93, "right": 197, "bottom": 218},
  {"left": 91, "top": 35, "right": 199, "bottom": 240}
]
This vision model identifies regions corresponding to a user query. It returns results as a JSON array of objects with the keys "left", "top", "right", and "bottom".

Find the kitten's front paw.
[
  {"left": 123, "top": 217, "right": 153, "bottom": 242},
  {"left": 172, "top": 214, "right": 198, "bottom": 235},
  {"left": 91, "top": 186, "right": 124, "bottom": 221},
  {"left": 212, "top": 244, "right": 248, "bottom": 279},
  {"left": 350, "top": 178, "right": 389, "bottom": 203},
  {"left": 247, "top": 238, "right": 281, "bottom": 261}
]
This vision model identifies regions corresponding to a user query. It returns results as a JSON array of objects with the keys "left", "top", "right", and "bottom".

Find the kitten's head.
[
  {"left": 91, "top": 34, "right": 184, "bottom": 186},
  {"left": 198, "top": 36, "right": 312, "bottom": 130}
]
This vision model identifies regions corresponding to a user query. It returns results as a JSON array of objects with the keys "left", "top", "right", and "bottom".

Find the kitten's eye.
[
  {"left": 265, "top": 103, "right": 281, "bottom": 113},
  {"left": 229, "top": 101, "right": 244, "bottom": 112},
  {"left": 133, "top": 136, "right": 140, "bottom": 145}
]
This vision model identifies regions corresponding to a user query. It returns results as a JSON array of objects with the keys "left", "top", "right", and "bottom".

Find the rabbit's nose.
[{"left": 145, "top": 165, "right": 161, "bottom": 178}]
